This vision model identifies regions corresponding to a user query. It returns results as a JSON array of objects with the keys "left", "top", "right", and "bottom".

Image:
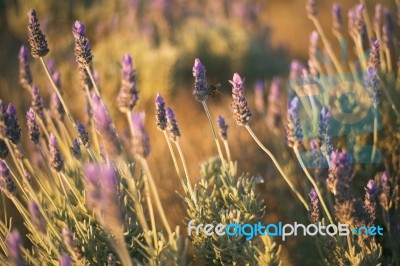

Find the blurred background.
[{"left": 0, "top": 0, "right": 396, "bottom": 264}]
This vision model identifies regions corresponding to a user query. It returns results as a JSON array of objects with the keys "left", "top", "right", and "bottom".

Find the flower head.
[
  {"left": 308, "top": 188, "right": 319, "bottom": 223},
  {"left": 131, "top": 112, "right": 151, "bottom": 158},
  {"left": 51, "top": 92, "right": 65, "bottom": 121},
  {"left": 192, "top": 58, "right": 208, "bottom": 102},
  {"left": 26, "top": 107, "right": 40, "bottom": 144},
  {"left": 49, "top": 133, "right": 64, "bottom": 172},
  {"left": 19, "top": 45, "right": 32, "bottom": 90},
  {"left": 6, "top": 230, "right": 26, "bottom": 266},
  {"left": 254, "top": 80, "right": 265, "bottom": 113},
  {"left": 28, "top": 201, "right": 46, "bottom": 233},
  {"left": 364, "top": 179, "right": 377, "bottom": 224},
  {"left": 306, "top": 0, "right": 317, "bottom": 17},
  {"left": 72, "top": 21, "right": 93, "bottom": 68},
  {"left": 155, "top": 93, "right": 167, "bottom": 131},
  {"left": 0, "top": 140, "right": 9, "bottom": 159},
  {"left": 71, "top": 139, "right": 81, "bottom": 159},
  {"left": 369, "top": 38, "right": 380, "bottom": 69},
  {"left": 217, "top": 115, "right": 228, "bottom": 141},
  {"left": 318, "top": 106, "right": 333, "bottom": 157},
  {"left": 92, "top": 95, "right": 123, "bottom": 157},
  {"left": 77, "top": 121, "right": 90, "bottom": 148},
  {"left": 285, "top": 97, "right": 303, "bottom": 147},
  {"left": 332, "top": 3, "right": 343, "bottom": 35},
  {"left": 117, "top": 54, "right": 139, "bottom": 113},
  {"left": 166, "top": 107, "right": 181, "bottom": 142},
  {"left": 0, "top": 160, "right": 16, "bottom": 197},
  {"left": 59, "top": 254, "right": 72, "bottom": 266},
  {"left": 309, "top": 31, "right": 319, "bottom": 58},
  {"left": 5, "top": 104, "right": 21, "bottom": 144},
  {"left": 230, "top": 73, "right": 252, "bottom": 126},
  {"left": 364, "top": 67, "right": 379, "bottom": 106},
  {"left": 31, "top": 85, "right": 46, "bottom": 124},
  {"left": 27, "top": 9, "right": 49, "bottom": 58}
]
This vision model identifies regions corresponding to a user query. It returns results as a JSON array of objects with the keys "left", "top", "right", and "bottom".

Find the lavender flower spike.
[
  {"left": 285, "top": 97, "right": 303, "bottom": 147},
  {"left": 318, "top": 106, "right": 333, "bottom": 157},
  {"left": 49, "top": 133, "right": 64, "bottom": 172},
  {"left": 254, "top": 80, "right": 265, "bottom": 113},
  {"left": 217, "top": 115, "right": 228, "bottom": 141},
  {"left": 230, "top": 73, "right": 252, "bottom": 126},
  {"left": 155, "top": 93, "right": 167, "bottom": 131},
  {"left": 306, "top": 0, "right": 317, "bottom": 17},
  {"left": 77, "top": 121, "right": 90, "bottom": 148},
  {"left": 59, "top": 254, "right": 72, "bottom": 266},
  {"left": 166, "top": 107, "right": 181, "bottom": 142},
  {"left": 51, "top": 92, "right": 65, "bottom": 120},
  {"left": 27, "top": 9, "right": 49, "bottom": 58},
  {"left": 364, "top": 179, "right": 377, "bottom": 224},
  {"left": 31, "top": 85, "right": 46, "bottom": 124},
  {"left": 72, "top": 21, "right": 93, "bottom": 69},
  {"left": 28, "top": 201, "right": 46, "bottom": 233},
  {"left": 19, "top": 45, "right": 32, "bottom": 90},
  {"left": 332, "top": 3, "right": 343, "bottom": 35},
  {"left": 131, "top": 112, "right": 151, "bottom": 158},
  {"left": 71, "top": 139, "right": 81, "bottom": 159},
  {"left": 192, "top": 58, "right": 208, "bottom": 102},
  {"left": 0, "top": 160, "right": 16, "bottom": 197},
  {"left": 6, "top": 230, "right": 26, "bottom": 266},
  {"left": 0, "top": 140, "right": 9, "bottom": 159},
  {"left": 92, "top": 95, "right": 123, "bottom": 157},
  {"left": 5, "top": 104, "right": 21, "bottom": 144},
  {"left": 26, "top": 107, "right": 40, "bottom": 144},
  {"left": 308, "top": 188, "right": 320, "bottom": 223},
  {"left": 117, "top": 54, "right": 139, "bottom": 113}
]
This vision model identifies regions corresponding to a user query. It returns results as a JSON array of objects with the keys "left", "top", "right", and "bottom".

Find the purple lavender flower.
[
  {"left": 266, "top": 77, "right": 282, "bottom": 134},
  {"left": 84, "top": 163, "right": 124, "bottom": 232},
  {"left": 19, "top": 45, "right": 32, "bottom": 90},
  {"left": 53, "top": 71, "right": 62, "bottom": 90},
  {"left": 289, "top": 60, "right": 304, "bottom": 80},
  {"left": 6, "top": 230, "right": 26, "bottom": 266},
  {"left": 327, "top": 150, "right": 354, "bottom": 198},
  {"left": 364, "top": 179, "right": 377, "bottom": 224},
  {"left": 332, "top": 3, "right": 343, "bottom": 35},
  {"left": 349, "top": 4, "right": 366, "bottom": 37},
  {"left": 92, "top": 95, "right": 123, "bottom": 157},
  {"left": 0, "top": 160, "right": 16, "bottom": 197},
  {"left": 306, "top": 0, "right": 317, "bottom": 17},
  {"left": 131, "top": 112, "right": 151, "bottom": 157},
  {"left": 4, "top": 104, "right": 21, "bottom": 145},
  {"left": 61, "top": 227, "right": 74, "bottom": 250},
  {"left": 379, "top": 171, "right": 390, "bottom": 211},
  {"left": 254, "top": 80, "right": 265, "bottom": 113},
  {"left": 49, "top": 133, "right": 64, "bottom": 172},
  {"left": 0, "top": 139, "right": 9, "bottom": 159},
  {"left": 72, "top": 21, "right": 93, "bottom": 69},
  {"left": 308, "top": 188, "right": 320, "bottom": 223},
  {"left": 285, "top": 97, "right": 303, "bottom": 147},
  {"left": 369, "top": 38, "right": 380, "bottom": 69},
  {"left": 46, "top": 58, "right": 56, "bottom": 75},
  {"left": 364, "top": 67, "right": 379, "bottom": 106},
  {"left": 71, "top": 139, "right": 81, "bottom": 159},
  {"left": 155, "top": 93, "right": 167, "bottom": 131},
  {"left": 230, "top": 73, "right": 252, "bottom": 126},
  {"left": 51, "top": 92, "right": 65, "bottom": 121},
  {"left": 318, "top": 106, "right": 333, "bottom": 157},
  {"left": 192, "top": 58, "right": 208, "bottom": 102},
  {"left": 27, "top": 9, "right": 49, "bottom": 58},
  {"left": 26, "top": 107, "right": 40, "bottom": 144},
  {"left": 166, "top": 107, "right": 181, "bottom": 142},
  {"left": 309, "top": 31, "right": 319, "bottom": 58},
  {"left": 217, "top": 115, "right": 228, "bottom": 141},
  {"left": 117, "top": 54, "right": 139, "bottom": 113},
  {"left": 77, "top": 121, "right": 90, "bottom": 148},
  {"left": 28, "top": 201, "right": 46, "bottom": 233},
  {"left": 31, "top": 85, "right": 46, "bottom": 124},
  {"left": 59, "top": 254, "right": 72, "bottom": 266}
]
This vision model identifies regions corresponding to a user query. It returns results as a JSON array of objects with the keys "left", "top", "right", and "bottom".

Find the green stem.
[
  {"left": 293, "top": 146, "right": 334, "bottom": 224},
  {"left": 201, "top": 101, "right": 227, "bottom": 170},
  {"left": 244, "top": 125, "right": 309, "bottom": 210}
]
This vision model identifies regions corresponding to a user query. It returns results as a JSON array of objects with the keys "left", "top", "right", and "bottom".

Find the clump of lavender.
[
  {"left": 5, "top": 104, "right": 21, "bottom": 145},
  {"left": 27, "top": 9, "right": 49, "bottom": 58},
  {"left": 155, "top": 93, "right": 167, "bottom": 131},
  {"left": 19, "top": 45, "right": 32, "bottom": 90},
  {"left": 117, "top": 54, "right": 139, "bottom": 113},
  {"left": 26, "top": 107, "right": 40, "bottom": 144},
  {"left": 285, "top": 97, "right": 303, "bottom": 147},
  {"left": 76, "top": 121, "right": 90, "bottom": 148},
  {"left": 49, "top": 133, "right": 64, "bottom": 172},
  {"left": 28, "top": 201, "right": 46, "bottom": 233},
  {"left": 192, "top": 58, "right": 208, "bottom": 102},
  {"left": 6, "top": 230, "right": 26, "bottom": 266},
  {"left": 72, "top": 21, "right": 93, "bottom": 69},
  {"left": 0, "top": 160, "right": 16, "bottom": 198},
  {"left": 308, "top": 188, "right": 319, "bottom": 223},
  {"left": 166, "top": 107, "right": 181, "bottom": 142},
  {"left": 217, "top": 115, "right": 228, "bottom": 141},
  {"left": 131, "top": 112, "right": 151, "bottom": 158},
  {"left": 92, "top": 95, "right": 122, "bottom": 157},
  {"left": 318, "top": 106, "right": 333, "bottom": 157},
  {"left": 230, "top": 73, "right": 252, "bottom": 126}
]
